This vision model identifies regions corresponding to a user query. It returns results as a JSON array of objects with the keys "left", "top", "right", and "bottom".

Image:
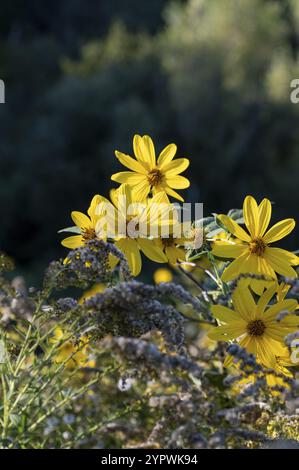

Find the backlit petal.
[
  {"left": 258, "top": 198, "right": 272, "bottom": 237},
  {"left": 212, "top": 241, "right": 247, "bottom": 259},
  {"left": 256, "top": 284, "right": 277, "bottom": 315},
  {"left": 265, "top": 248, "right": 298, "bottom": 277},
  {"left": 163, "top": 158, "right": 190, "bottom": 176},
  {"left": 165, "top": 186, "right": 184, "bottom": 202},
  {"left": 157, "top": 143, "right": 177, "bottom": 168},
  {"left": 210, "top": 305, "right": 246, "bottom": 325},
  {"left": 142, "top": 135, "right": 156, "bottom": 168},
  {"left": 71, "top": 211, "right": 92, "bottom": 229},
  {"left": 116, "top": 238, "right": 142, "bottom": 276},
  {"left": 61, "top": 235, "right": 83, "bottom": 249},
  {"left": 208, "top": 323, "right": 245, "bottom": 341},
  {"left": 221, "top": 251, "right": 251, "bottom": 282},
  {"left": 263, "top": 299, "right": 298, "bottom": 321},
  {"left": 138, "top": 238, "right": 167, "bottom": 263},
  {"left": 263, "top": 218, "right": 295, "bottom": 244},
  {"left": 165, "top": 175, "right": 190, "bottom": 189},
  {"left": 115, "top": 150, "right": 147, "bottom": 174},
  {"left": 243, "top": 195, "right": 259, "bottom": 238},
  {"left": 111, "top": 171, "right": 146, "bottom": 185},
  {"left": 133, "top": 135, "right": 151, "bottom": 169},
  {"left": 217, "top": 214, "right": 251, "bottom": 242},
  {"left": 232, "top": 285, "right": 256, "bottom": 321}
]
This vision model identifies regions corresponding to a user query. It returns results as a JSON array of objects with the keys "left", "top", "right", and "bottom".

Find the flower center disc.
[
  {"left": 247, "top": 319, "right": 266, "bottom": 336},
  {"left": 82, "top": 228, "right": 96, "bottom": 242},
  {"left": 148, "top": 169, "right": 163, "bottom": 186},
  {"left": 249, "top": 237, "right": 267, "bottom": 256}
]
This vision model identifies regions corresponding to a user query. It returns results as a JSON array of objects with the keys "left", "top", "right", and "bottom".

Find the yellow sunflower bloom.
[
  {"left": 50, "top": 328, "right": 94, "bottom": 369},
  {"left": 155, "top": 234, "right": 188, "bottom": 265},
  {"left": 61, "top": 194, "right": 108, "bottom": 249},
  {"left": 95, "top": 184, "right": 168, "bottom": 276},
  {"left": 233, "top": 368, "right": 291, "bottom": 397},
  {"left": 212, "top": 195, "right": 299, "bottom": 291},
  {"left": 111, "top": 134, "right": 190, "bottom": 202},
  {"left": 153, "top": 221, "right": 195, "bottom": 265},
  {"left": 208, "top": 284, "right": 299, "bottom": 369}
]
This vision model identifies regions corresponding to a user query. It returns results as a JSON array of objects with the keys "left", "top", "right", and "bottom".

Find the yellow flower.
[
  {"left": 155, "top": 234, "right": 188, "bottom": 265},
  {"left": 208, "top": 284, "right": 298, "bottom": 369},
  {"left": 153, "top": 268, "right": 173, "bottom": 284},
  {"left": 233, "top": 369, "right": 291, "bottom": 397},
  {"left": 96, "top": 184, "right": 168, "bottom": 276},
  {"left": 61, "top": 194, "right": 108, "bottom": 249},
  {"left": 154, "top": 222, "right": 194, "bottom": 265},
  {"left": 111, "top": 134, "right": 190, "bottom": 202},
  {"left": 232, "top": 340, "right": 296, "bottom": 396},
  {"left": 79, "top": 283, "right": 106, "bottom": 303},
  {"left": 212, "top": 195, "right": 298, "bottom": 292},
  {"left": 50, "top": 328, "right": 94, "bottom": 369}
]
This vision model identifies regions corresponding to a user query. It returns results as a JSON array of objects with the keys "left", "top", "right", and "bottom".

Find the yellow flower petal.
[
  {"left": 232, "top": 285, "right": 256, "bottom": 322},
  {"left": 163, "top": 158, "right": 190, "bottom": 176},
  {"left": 257, "top": 256, "right": 276, "bottom": 279},
  {"left": 243, "top": 195, "right": 259, "bottom": 238},
  {"left": 109, "top": 254, "right": 119, "bottom": 270},
  {"left": 265, "top": 248, "right": 298, "bottom": 277},
  {"left": 258, "top": 198, "right": 272, "bottom": 236},
  {"left": 263, "top": 218, "right": 295, "bottom": 244},
  {"left": 256, "top": 284, "right": 277, "bottom": 314},
  {"left": 221, "top": 251, "right": 250, "bottom": 282},
  {"left": 266, "top": 247, "right": 298, "bottom": 265},
  {"left": 165, "top": 175, "right": 190, "bottom": 189},
  {"left": 138, "top": 238, "right": 167, "bottom": 263},
  {"left": 208, "top": 323, "right": 245, "bottom": 341},
  {"left": 142, "top": 135, "right": 156, "bottom": 168},
  {"left": 210, "top": 305, "right": 246, "bottom": 324},
  {"left": 61, "top": 235, "right": 83, "bottom": 249},
  {"left": 88, "top": 195, "right": 110, "bottom": 225},
  {"left": 132, "top": 180, "right": 151, "bottom": 201},
  {"left": 244, "top": 337, "right": 258, "bottom": 359},
  {"left": 157, "top": 143, "right": 177, "bottom": 168},
  {"left": 217, "top": 214, "right": 251, "bottom": 242},
  {"left": 133, "top": 135, "right": 155, "bottom": 169},
  {"left": 263, "top": 299, "right": 298, "bottom": 321},
  {"left": 164, "top": 186, "right": 184, "bottom": 202},
  {"left": 115, "top": 150, "right": 148, "bottom": 174},
  {"left": 256, "top": 338, "right": 276, "bottom": 368},
  {"left": 225, "top": 335, "right": 251, "bottom": 365},
  {"left": 111, "top": 171, "right": 146, "bottom": 185},
  {"left": 120, "top": 183, "right": 135, "bottom": 210},
  {"left": 71, "top": 211, "right": 92, "bottom": 229},
  {"left": 212, "top": 241, "right": 247, "bottom": 259},
  {"left": 165, "top": 246, "right": 184, "bottom": 264},
  {"left": 116, "top": 238, "right": 142, "bottom": 276}
]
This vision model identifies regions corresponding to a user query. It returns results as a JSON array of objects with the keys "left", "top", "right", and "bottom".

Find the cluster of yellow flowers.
[
  {"left": 60, "top": 134, "right": 299, "bottom": 390},
  {"left": 209, "top": 196, "right": 299, "bottom": 390},
  {"left": 61, "top": 134, "right": 191, "bottom": 276}
]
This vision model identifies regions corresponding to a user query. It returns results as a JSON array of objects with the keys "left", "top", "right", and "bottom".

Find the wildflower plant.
[{"left": 1, "top": 134, "right": 299, "bottom": 448}]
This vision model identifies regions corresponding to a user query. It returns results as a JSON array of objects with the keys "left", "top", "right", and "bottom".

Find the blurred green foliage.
[{"left": 1, "top": 0, "right": 299, "bottom": 282}]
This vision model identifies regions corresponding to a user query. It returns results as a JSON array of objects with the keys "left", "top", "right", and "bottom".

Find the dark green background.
[{"left": 1, "top": 0, "right": 299, "bottom": 283}]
